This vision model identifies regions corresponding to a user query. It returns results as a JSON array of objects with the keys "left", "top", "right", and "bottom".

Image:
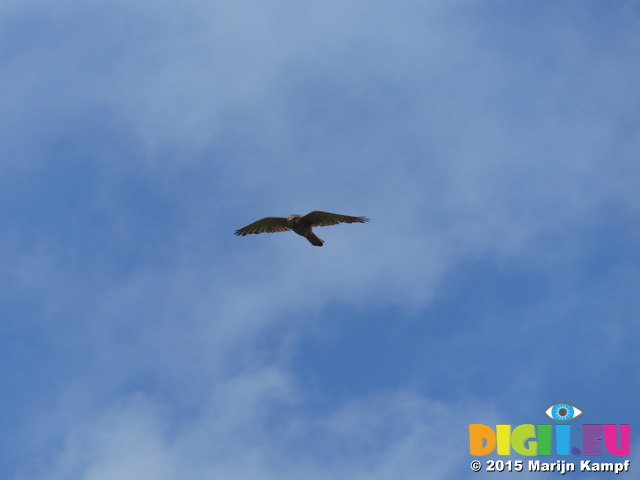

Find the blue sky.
[{"left": 1, "top": 1, "right": 639, "bottom": 478}]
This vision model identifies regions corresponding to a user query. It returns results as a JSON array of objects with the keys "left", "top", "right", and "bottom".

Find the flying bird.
[{"left": 234, "top": 211, "right": 369, "bottom": 246}]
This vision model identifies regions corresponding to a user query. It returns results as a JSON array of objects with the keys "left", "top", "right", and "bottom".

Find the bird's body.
[
  {"left": 234, "top": 211, "right": 369, "bottom": 246},
  {"left": 285, "top": 214, "right": 324, "bottom": 246}
]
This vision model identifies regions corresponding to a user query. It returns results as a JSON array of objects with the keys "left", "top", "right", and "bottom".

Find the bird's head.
[{"left": 287, "top": 214, "right": 301, "bottom": 225}]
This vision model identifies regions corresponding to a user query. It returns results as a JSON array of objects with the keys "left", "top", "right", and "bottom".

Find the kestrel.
[{"left": 234, "top": 211, "right": 369, "bottom": 246}]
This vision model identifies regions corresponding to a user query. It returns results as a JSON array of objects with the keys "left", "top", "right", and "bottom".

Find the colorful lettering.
[
  {"left": 512, "top": 424, "right": 537, "bottom": 455},
  {"left": 469, "top": 424, "right": 495, "bottom": 455},
  {"left": 556, "top": 424, "right": 571, "bottom": 455},
  {"left": 604, "top": 424, "right": 630, "bottom": 456},
  {"left": 583, "top": 424, "right": 604, "bottom": 455},
  {"left": 496, "top": 424, "right": 511, "bottom": 455},
  {"left": 468, "top": 422, "right": 630, "bottom": 457},
  {"left": 537, "top": 424, "right": 552, "bottom": 455}
]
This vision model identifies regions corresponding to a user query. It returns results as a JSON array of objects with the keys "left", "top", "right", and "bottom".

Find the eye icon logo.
[
  {"left": 470, "top": 402, "right": 630, "bottom": 457},
  {"left": 544, "top": 402, "right": 584, "bottom": 422}
]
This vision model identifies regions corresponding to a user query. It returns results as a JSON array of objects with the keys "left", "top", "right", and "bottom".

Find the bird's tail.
[{"left": 306, "top": 232, "right": 324, "bottom": 246}]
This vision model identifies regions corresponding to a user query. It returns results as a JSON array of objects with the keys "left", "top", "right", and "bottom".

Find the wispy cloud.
[{"left": 1, "top": 1, "right": 639, "bottom": 478}]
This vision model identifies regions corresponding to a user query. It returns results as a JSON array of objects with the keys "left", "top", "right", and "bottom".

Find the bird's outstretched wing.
[
  {"left": 234, "top": 217, "right": 290, "bottom": 235},
  {"left": 302, "top": 211, "right": 369, "bottom": 227}
]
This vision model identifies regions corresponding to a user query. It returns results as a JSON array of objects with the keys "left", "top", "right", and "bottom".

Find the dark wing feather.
[
  {"left": 234, "top": 217, "right": 290, "bottom": 235},
  {"left": 302, "top": 211, "right": 369, "bottom": 227}
]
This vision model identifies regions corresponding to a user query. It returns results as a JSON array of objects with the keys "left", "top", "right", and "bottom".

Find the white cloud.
[
  {"left": 39, "top": 383, "right": 492, "bottom": 480},
  {"left": 2, "top": 2, "right": 639, "bottom": 479}
]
